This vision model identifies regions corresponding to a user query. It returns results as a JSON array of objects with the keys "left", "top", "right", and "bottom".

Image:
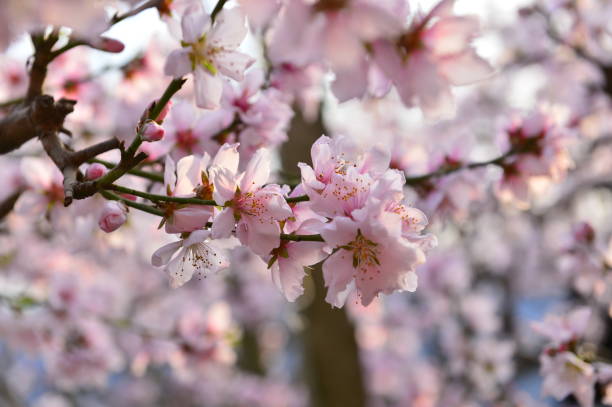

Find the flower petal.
[
  {"left": 164, "top": 48, "right": 193, "bottom": 78},
  {"left": 194, "top": 68, "right": 223, "bottom": 110},
  {"left": 152, "top": 240, "right": 183, "bottom": 267},
  {"left": 322, "top": 250, "right": 356, "bottom": 308},
  {"left": 212, "top": 207, "right": 236, "bottom": 239}
]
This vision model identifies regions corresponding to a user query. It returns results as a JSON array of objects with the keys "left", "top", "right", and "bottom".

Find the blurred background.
[{"left": 1, "top": 0, "right": 612, "bottom": 406}]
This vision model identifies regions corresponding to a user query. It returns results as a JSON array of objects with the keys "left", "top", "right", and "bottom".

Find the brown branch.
[
  {"left": 110, "top": 0, "right": 165, "bottom": 25},
  {"left": 0, "top": 190, "right": 23, "bottom": 222}
]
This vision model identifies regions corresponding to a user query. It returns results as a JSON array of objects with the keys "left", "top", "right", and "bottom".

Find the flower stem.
[
  {"left": 100, "top": 190, "right": 165, "bottom": 217},
  {"left": 90, "top": 158, "right": 164, "bottom": 182}
]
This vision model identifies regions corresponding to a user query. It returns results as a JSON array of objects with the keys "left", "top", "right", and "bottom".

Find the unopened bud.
[
  {"left": 86, "top": 163, "right": 107, "bottom": 180},
  {"left": 92, "top": 37, "right": 125, "bottom": 53},
  {"left": 142, "top": 120, "right": 165, "bottom": 142},
  {"left": 98, "top": 201, "right": 128, "bottom": 233}
]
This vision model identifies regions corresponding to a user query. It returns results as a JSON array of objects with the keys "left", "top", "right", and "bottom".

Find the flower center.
[
  {"left": 187, "top": 36, "right": 219, "bottom": 75},
  {"left": 344, "top": 230, "right": 380, "bottom": 272}
]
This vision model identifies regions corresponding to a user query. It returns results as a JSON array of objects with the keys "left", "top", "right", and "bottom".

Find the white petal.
[
  {"left": 152, "top": 240, "right": 183, "bottom": 267},
  {"left": 215, "top": 50, "right": 255, "bottom": 81},
  {"left": 164, "top": 48, "right": 193, "bottom": 78},
  {"left": 184, "top": 229, "right": 211, "bottom": 246},
  {"left": 165, "top": 248, "right": 194, "bottom": 288},
  {"left": 209, "top": 7, "right": 248, "bottom": 49},
  {"left": 181, "top": 7, "right": 210, "bottom": 44},
  {"left": 194, "top": 68, "right": 223, "bottom": 110}
]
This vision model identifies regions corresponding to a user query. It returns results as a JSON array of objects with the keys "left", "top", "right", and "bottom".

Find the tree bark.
[{"left": 282, "top": 109, "right": 367, "bottom": 407}]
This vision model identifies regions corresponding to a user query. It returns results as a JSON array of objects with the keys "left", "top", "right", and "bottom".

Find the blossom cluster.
[{"left": 149, "top": 135, "right": 435, "bottom": 307}]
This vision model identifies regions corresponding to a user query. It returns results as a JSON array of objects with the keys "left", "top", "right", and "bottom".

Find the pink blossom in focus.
[{"left": 210, "top": 147, "right": 293, "bottom": 256}]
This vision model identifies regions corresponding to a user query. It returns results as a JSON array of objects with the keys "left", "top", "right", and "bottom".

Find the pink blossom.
[
  {"left": 162, "top": 100, "right": 233, "bottom": 157},
  {"left": 162, "top": 153, "right": 215, "bottom": 234},
  {"left": 495, "top": 109, "right": 574, "bottom": 208},
  {"left": 98, "top": 201, "right": 128, "bottom": 233},
  {"left": 320, "top": 200, "right": 427, "bottom": 307},
  {"left": 372, "top": 0, "right": 493, "bottom": 118},
  {"left": 540, "top": 351, "right": 596, "bottom": 407},
  {"left": 210, "top": 147, "right": 293, "bottom": 256},
  {"left": 298, "top": 135, "right": 390, "bottom": 217},
  {"left": 15, "top": 157, "right": 65, "bottom": 216},
  {"left": 176, "top": 303, "right": 236, "bottom": 365},
  {"left": 47, "top": 320, "right": 123, "bottom": 390},
  {"left": 268, "top": 192, "right": 328, "bottom": 302},
  {"left": 164, "top": 6, "right": 255, "bottom": 109},
  {"left": 532, "top": 307, "right": 591, "bottom": 347}
]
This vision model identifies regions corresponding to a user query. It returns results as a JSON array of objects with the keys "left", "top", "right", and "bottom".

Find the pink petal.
[
  {"left": 423, "top": 16, "right": 479, "bottom": 56},
  {"left": 438, "top": 50, "right": 493, "bottom": 86},
  {"left": 320, "top": 216, "right": 358, "bottom": 247},
  {"left": 212, "top": 143, "right": 240, "bottom": 174},
  {"left": 240, "top": 148, "right": 270, "bottom": 191},
  {"left": 212, "top": 207, "right": 236, "bottom": 239},
  {"left": 331, "top": 60, "right": 368, "bottom": 102},
  {"left": 211, "top": 166, "right": 237, "bottom": 204},
  {"left": 322, "top": 250, "right": 356, "bottom": 308},
  {"left": 238, "top": 216, "right": 280, "bottom": 256}
]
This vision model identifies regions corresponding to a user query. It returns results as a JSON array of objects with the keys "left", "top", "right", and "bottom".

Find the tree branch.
[
  {"left": 110, "top": 0, "right": 165, "bottom": 25},
  {"left": 0, "top": 190, "right": 23, "bottom": 222},
  {"left": 404, "top": 149, "right": 516, "bottom": 185}
]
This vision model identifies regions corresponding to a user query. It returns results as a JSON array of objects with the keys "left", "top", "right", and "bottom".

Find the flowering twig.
[
  {"left": 404, "top": 149, "right": 517, "bottom": 185},
  {"left": 110, "top": 0, "right": 166, "bottom": 25},
  {"left": 100, "top": 190, "right": 165, "bottom": 217},
  {"left": 90, "top": 158, "right": 164, "bottom": 183},
  {"left": 106, "top": 184, "right": 310, "bottom": 206},
  {"left": 69, "top": 78, "right": 187, "bottom": 203}
]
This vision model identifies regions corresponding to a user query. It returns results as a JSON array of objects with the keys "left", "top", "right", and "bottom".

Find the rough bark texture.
[{"left": 282, "top": 109, "right": 367, "bottom": 407}]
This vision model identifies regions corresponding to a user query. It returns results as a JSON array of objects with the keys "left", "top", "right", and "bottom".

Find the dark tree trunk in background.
[{"left": 282, "top": 109, "right": 367, "bottom": 407}]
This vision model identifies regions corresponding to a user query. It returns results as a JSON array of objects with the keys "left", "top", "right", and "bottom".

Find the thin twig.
[{"left": 91, "top": 158, "right": 164, "bottom": 182}]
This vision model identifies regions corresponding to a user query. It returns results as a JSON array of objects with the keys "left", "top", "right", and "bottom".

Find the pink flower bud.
[
  {"left": 94, "top": 37, "right": 125, "bottom": 53},
  {"left": 155, "top": 100, "right": 173, "bottom": 123},
  {"left": 98, "top": 201, "right": 128, "bottom": 233},
  {"left": 86, "top": 163, "right": 107, "bottom": 180},
  {"left": 142, "top": 121, "right": 165, "bottom": 142}
]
